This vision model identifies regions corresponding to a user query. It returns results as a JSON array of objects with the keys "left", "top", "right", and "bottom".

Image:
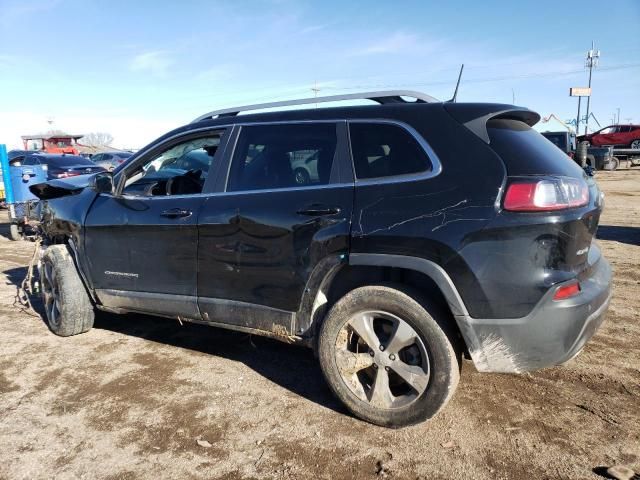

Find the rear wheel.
[
  {"left": 604, "top": 157, "right": 619, "bottom": 171},
  {"left": 318, "top": 284, "right": 460, "bottom": 427},
  {"left": 631, "top": 139, "right": 640, "bottom": 150},
  {"left": 41, "top": 245, "right": 94, "bottom": 336}
]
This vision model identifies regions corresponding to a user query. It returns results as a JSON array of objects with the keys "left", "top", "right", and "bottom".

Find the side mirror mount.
[{"left": 91, "top": 171, "right": 114, "bottom": 194}]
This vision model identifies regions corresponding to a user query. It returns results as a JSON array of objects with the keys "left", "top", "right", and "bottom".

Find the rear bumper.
[{"left": 456, "top": 255, "right": 612, "bottom": 373}]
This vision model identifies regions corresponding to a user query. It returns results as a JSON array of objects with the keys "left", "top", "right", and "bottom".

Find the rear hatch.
[{"left": 485, "top": 117, "right": 602, "bottom": 271}]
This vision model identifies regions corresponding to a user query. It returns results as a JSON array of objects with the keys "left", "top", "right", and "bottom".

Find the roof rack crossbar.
[{"left": 191, "top": 90, "right": 439, "bottom": 123}]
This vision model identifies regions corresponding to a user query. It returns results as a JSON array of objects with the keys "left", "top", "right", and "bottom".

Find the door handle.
[
  {"left": 296, "top": 205, "right": 341, "bottom": 216},
  {"left": 160, "top": 208, "right": 192, "bottom": 219}
]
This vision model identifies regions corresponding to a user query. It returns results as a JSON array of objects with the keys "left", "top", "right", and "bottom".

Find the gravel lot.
[{"left": 0, "top": 170, "right": 639, "bottom": 480}]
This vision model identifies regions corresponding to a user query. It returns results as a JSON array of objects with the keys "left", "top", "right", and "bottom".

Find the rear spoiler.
[{"left": 444, "top": 103, "right": 541, "bottom": 144}]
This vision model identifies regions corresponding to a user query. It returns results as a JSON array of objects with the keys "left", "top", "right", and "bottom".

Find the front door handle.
[
  {"left": 160, "top": 208, "right": 192, "bottom": 219},
  {"left": 296, "top": 204, "right": 341, "bottom": 216}
]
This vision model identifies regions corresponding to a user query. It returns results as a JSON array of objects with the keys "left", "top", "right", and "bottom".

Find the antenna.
[{"left": 450, "top": 64, "right": 464, "bottom": 103}]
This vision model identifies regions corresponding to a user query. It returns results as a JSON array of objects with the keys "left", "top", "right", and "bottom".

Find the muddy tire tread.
[{"left": 42, "top": 244, "right": 94, "bottom": 336}]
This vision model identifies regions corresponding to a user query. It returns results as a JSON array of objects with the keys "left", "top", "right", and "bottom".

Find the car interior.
[{"left": 123, "top": 136, "right": 220, "bottom": 196}]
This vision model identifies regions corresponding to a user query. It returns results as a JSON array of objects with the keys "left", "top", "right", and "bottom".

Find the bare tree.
[{"left": 80, "top": 132, "right": 114, "bottom": 148}]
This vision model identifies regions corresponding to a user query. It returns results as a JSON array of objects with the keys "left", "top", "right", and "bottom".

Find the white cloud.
[{"left": 129, "top": 51, "right": 174, "bottom": 77}]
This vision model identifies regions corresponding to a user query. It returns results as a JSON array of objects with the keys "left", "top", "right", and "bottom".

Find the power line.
[{"left": 320, "top": 63, "right": 640, "bottom": 92}]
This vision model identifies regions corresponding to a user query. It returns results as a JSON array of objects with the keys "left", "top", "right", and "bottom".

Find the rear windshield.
[
  {"left": 488, "top": 119, "right": 584, "bottom": 177},
  {"left": 43, "top": 156, "right": 95, "bottom": 167}
]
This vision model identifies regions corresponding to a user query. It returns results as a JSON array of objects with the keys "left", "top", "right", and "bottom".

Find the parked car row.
[
  {"left": 7, "top": 151, "right": 105, "bottom": 180},
  {"left": 91, "top": 151, "right": 133, "bottom": 171}
]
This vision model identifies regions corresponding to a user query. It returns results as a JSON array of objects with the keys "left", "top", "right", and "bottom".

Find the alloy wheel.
[
  {"left": 631, "top": 140, "right": 640, "bottom": 150},
  {"left": 334, "top": 310, "right": 430, "bottom": 409},
  {"left": 42, "top": 262, "right": 61, "bottom": 328}
]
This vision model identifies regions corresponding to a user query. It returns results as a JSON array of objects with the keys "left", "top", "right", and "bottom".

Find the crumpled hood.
[{"left": 29, "top": 174, "right": 95, "bottom": 200}]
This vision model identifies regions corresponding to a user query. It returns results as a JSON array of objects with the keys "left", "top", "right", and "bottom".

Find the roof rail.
[{"left": 191, "top": 90, "right": 440, "bottom": 123}]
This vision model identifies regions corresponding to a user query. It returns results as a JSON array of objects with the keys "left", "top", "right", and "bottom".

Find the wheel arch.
[
  {"left": 347, "top": 254, "right": 469, "bottom": 317},
  {"left": 301, "top": 253, "right": 470, "bottom": 353},
  {"left": 45, "top": 236, "right": 98, "bottom": 304}
]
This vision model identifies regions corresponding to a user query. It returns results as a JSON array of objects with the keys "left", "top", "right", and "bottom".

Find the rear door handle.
[
  {"left": 296, "top": 205, "right": 341, "bottom": 216},
  {"left": 160, "top": 208, "right": 192, "bottom": 219}
]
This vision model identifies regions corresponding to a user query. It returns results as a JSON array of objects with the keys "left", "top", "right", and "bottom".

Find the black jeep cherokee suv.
[{"left": 30, "top": 91, "right": 611, "bottom": 427}]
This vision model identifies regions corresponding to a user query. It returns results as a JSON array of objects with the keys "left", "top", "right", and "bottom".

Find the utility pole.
[
  {"left": 616, "top": 107, "right": 620, "bottom": 124},
  {"left": 311, "top": 80, "right": 320, "bottom": 108},
  {"left": 584, "top": 41, "right": 600, "bottom": 135},
  {"left": 576, "top": 97, "right": 581, "bottom": 135}
]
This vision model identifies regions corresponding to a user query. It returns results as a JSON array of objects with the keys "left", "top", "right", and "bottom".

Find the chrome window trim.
[
  {"left": 118, "top": 182, "right": 354, "bottom": 201},
  {"left": 347, "top": 119, "right": 443, "bottom": 186},
  {"left": 115, "top": 118, "right": 442, "bottom": 199}
]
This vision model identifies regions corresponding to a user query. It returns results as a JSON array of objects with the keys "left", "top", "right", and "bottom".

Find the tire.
[
  {"left": 586, "top": 154, "right": 597, "bottom": 169},
  {"left": 631, "top": 139, "right": 640, "bottom": 150},
  {"left": 603, "top": 156, "right": 619, "bottom": 171},
  {"left": 611, "top": 157, "right": 620, "bottom": 171},
  {"left": 293, "top": 167, "right": 311, "bottom": 185},
  {"left": 318, "top": 284, "right": 460, "bottom": 427},
  {"left": 40, "top": 244, "right": 95, "bottom": 336},
  {"left": 9, "top": 223, "right": 21, "bottom": 241}
]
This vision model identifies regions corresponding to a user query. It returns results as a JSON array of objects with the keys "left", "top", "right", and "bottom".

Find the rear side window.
[
  {"left": 349, "top": 123, "right": 431, "bottom": 180},
  {"left": 227, "top": 123, "right": 337, "bottom": 191},
  {"left": 488, "top": 119, "right": 585, "bottom": 177}
]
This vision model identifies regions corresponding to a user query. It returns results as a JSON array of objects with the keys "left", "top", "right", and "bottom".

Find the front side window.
[
  {"left": 349, "top": 123, "right": 431, "bottom": 180},
  {"left": 227, "top": 123, "right": 337, "bottom": 192},
  {"left": 123, "top": 134, "right": 222, "bottom": 196}
]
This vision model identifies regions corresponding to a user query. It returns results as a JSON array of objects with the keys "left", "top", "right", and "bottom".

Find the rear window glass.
[
  {"left": 349, "top": 123, "right": 431, "bottom": 179},
  {"left": 488, "top": 119, "right": 584, "bottom": 177}
]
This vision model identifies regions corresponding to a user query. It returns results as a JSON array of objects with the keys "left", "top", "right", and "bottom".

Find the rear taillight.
[
  {"left": 553, "top": 281, "right": 581, "bottom": 300},
  {"left": 57, "top": 171, "right": 81, "bottom": 179},
  {"left": 503, "top": 177, "right": 589, "bottom": 212}
]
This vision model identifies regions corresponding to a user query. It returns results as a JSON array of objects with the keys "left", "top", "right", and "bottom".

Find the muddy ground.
[{"left": 0, "top": 170, "right": 639, "bottom": 480}]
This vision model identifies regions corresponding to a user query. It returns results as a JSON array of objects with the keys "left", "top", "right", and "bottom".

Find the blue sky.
[{"left": 1, "top": 0, "right": 639, "bottom": 148}]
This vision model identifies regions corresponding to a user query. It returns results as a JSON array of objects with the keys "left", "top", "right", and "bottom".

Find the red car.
[{"left": 578, "top": 124, "right": 640, "bottom": 149}]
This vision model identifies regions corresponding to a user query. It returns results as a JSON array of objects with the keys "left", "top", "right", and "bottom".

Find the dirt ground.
[{"left": 0, "top": 170, "right": 638, "bottom": 480}]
